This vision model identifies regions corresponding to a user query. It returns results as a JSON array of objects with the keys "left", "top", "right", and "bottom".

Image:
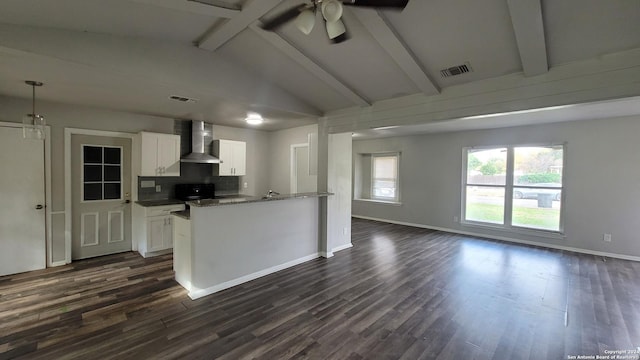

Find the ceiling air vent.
[
  {"left": 169, "top": 95, "right": 198, "bottom": 103},
  {"left": 440, "top": 62, "right": 472, "bottom": 78}
]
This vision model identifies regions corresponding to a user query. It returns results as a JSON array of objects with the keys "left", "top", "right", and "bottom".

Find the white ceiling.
[{"left": 0, "top": 0, "right": 639, "bottom": 131}]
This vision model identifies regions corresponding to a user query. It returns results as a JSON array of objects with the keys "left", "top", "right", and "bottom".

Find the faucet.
[{"left": 267, "top": 190, "right": 280, "bottom": 198}]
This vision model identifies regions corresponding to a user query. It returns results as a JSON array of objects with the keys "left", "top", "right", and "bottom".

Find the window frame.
[
  {"left": 461, "top": 143, "right": 566, "bottom": 236},
  {"left": 81, "top": 144, "right": 123, "bottom": 203},
  {"left": 370, "top": 152, "right": 400, "bottom": 203}
]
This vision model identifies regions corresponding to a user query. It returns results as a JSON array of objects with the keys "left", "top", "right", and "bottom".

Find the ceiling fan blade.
[
  {"left": 260, "top": 4, "right": 308, "bottom": 31},
  {"left": 340, "top": 0, "right": 409, "bottom": 8}
]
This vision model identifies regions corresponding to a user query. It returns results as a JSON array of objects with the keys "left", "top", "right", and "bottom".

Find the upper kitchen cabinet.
[
  {"left": 214, "top": 139, "right": 246, "bottom": 176},
  {"left": 139, "top": 132, "right": 180, "bottom": 177}
]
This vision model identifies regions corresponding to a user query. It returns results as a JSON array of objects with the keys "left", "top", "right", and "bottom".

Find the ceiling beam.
[
  {"left": 507, "top": 0, "right": 548, "bottom": 76},
  {"left": 129, "top": 0, "right": 240, "bottom": 18},
  {"left": 198, "top": 0, "right": 284, "bottom": 51},
  {"left": 352, "top": 8, "right": 439, "bottom": 95},
  {"left": 249, "top": 23, "right": 370, "bottom": 107}
]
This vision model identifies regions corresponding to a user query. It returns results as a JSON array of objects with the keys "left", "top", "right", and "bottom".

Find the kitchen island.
[{"left": 172, "top": 192, "right": 332, "bottom": 300}]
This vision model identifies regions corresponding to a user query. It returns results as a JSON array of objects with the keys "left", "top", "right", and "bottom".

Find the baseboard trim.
[
  {"left": 188, "top": 253, "right": 321, "bottom": 300},
  {"left": 353, "top": 215, "right": 640, "bottom": 262},
  {"left": 49, "top": 260, "right": 66, "bottom": 267},
  {"left": 333, "top": 243, "right": 353, "bottom": 253},
  {"left": 320, "top": 251, "right": 334, "bottom": 258}
]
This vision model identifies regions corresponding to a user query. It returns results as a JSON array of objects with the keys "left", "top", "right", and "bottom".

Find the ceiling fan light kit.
[
  {"left": 261, "top": 0, "right": 408, "bottom": 43},
  {"left": 326, "top": 18, "right": 346, "bottom": 39},
  {"left": 295, "top": 9, "right": 316, "bottom": 35},
  {"left": 321, "top": 0, "right": 343, "bottom": 23}
]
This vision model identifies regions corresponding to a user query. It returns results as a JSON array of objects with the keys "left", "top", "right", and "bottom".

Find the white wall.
[
  {"left": 268, "top": 124, "right": 318, "bottom": 194},
  {"left": 352, "top": 115, "right": 640, "bottom": 259},
  {"left": 327, "top": 132, "right": 353, "bottom": 254}
]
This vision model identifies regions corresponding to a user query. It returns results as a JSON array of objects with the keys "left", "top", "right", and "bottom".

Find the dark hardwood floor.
[{"left": 1, "top": 218, "right": 639, "bottom": 359}]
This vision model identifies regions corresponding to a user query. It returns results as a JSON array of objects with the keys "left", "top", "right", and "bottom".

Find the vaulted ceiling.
[{"left": 0, "top": 0, "right": 639, "bottom": 131}]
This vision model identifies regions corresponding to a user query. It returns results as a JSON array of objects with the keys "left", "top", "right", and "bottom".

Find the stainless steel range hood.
[{"left": 180, "top": 120, "right": 221, "bottom": 164}]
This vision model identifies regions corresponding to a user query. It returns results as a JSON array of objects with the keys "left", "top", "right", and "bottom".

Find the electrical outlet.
[
  {"left": 155, "top": 185, "right": 161, "bottom": 193},
  {"left": 343, "top": 227, "right": 348, "bottom": 235},
  {"left": 603, "top": 233, "right": 612, "bottom": 243},
  {"left": 243, "top": 182, "right": 248, "bottom": 189},
  {"left": 454, "top": 216, "right": 459, "bottom": 222}
]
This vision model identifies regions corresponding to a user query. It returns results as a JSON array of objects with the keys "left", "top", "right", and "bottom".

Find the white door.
[
  {"left": 0, "top": 125, "right": 46, "bottom": 276},
  {"left": 71, "top": 135, "right": 132, "bottom": 260}
]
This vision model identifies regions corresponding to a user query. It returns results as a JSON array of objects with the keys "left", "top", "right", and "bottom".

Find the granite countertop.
[
  {"left": 187, "top": 192, "right": 333, "bottom": 208},
  {"left": 172, "top": 210, "right": 190, "bottom": 220},
  {"left": 135, "top": 199, "right": 185, "bottom": 207}
]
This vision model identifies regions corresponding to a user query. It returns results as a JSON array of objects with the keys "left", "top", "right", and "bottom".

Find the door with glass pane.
[{"left": 71, "top": 135, "right": 132, "bottom": 259}]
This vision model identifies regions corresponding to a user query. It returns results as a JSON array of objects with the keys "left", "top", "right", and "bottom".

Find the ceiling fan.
[{"left": 261, "top": 0, "right": 409, "bottom": 44}]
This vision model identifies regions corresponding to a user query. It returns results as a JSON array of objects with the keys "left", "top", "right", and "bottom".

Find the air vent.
[
  {"left": 440, "top": 63, "right": 472, "bottom": 78},
  {"left": 169, "top": 95, "right": 198, "bottom": 103}
]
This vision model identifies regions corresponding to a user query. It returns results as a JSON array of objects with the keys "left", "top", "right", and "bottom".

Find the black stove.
[{"left": 175, "top": 183, "right": 216, "bottom": 201}]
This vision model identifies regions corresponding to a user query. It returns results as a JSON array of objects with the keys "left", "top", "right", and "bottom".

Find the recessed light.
[{"left": 245, "top": 113, "right": 263, "bottom": 125}]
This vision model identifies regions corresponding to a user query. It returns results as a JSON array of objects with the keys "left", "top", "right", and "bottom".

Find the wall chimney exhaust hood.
[{"left": 180, "top": 120, "right": 221, "bottom": 164}]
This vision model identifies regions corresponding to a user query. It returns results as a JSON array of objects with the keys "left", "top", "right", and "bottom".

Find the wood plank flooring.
[{"left": 1, "top": 218, "right": 639, "bottom": 359}]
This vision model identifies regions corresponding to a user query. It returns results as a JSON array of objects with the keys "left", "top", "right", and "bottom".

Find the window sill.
[
  {"left": 353, "top": 198, "right": 402, "bottom": 206},
  {"left": 461, "top": 221, "right": 566, "bottom": 240}
]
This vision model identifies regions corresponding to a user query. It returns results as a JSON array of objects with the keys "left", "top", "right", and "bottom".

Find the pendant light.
[{"left": 23, "top": 80, "right": 46, "bottom": 140}]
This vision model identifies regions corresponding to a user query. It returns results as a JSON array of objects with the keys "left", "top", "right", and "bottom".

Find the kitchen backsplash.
[{"left": 137, "top": 119, "right": 240, "bottom": 201}]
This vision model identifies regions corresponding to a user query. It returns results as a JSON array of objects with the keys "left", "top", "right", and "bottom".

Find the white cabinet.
[
  {"left": 133, "top": 203, "right": 185, "bottom": 258},
  {"left": 147, "top": 215, "right": 174, "bottom": 252},
  {"left": 139, "top": 132, "right": 181, "bottom": 176},
  {"left": 214, "top": 140, "right": 246, "bottom": 176}
]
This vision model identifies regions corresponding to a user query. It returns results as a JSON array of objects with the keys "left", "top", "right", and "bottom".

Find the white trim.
[
  {"left": 65, "top": 128, "right": 137, "bottom": 263},
  {"left": 353, "top": 198, "right": 402, "bottom": 206},
  {"left": 0, "top": 122, "right": 52, "bottom": 268},
  {"left": 50, "top": 260, "right": 66, "bottom": 267},
  {"left": 353, "top": 215, "right": 640, "bottom": 262},
  {"left": 290, "top": 143, "right": 308, "bottom": 194},
  {"left": 332, "top": 243, "right": 353, "bottom": 253},
  {"left": 187, "top": 253, "right": 321, "bottom": 300},
  {"left": 80, "top": 212, "right": 99, "bottom": 247},
  {"left": 107, "top": 210, "right": 125, "bottom": 243},
  {"left": 319, "top": 251, "right": 334, "bottom": 258}
]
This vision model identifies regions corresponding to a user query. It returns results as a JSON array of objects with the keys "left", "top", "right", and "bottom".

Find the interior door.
[
  {"left": 0, "top": 125, "right": 46, "bottom": 276},
  {"left": 71, "top": 135, "right": 132, "bottom": 260}
]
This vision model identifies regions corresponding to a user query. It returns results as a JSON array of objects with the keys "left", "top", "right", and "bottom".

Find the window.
[
  {"left": 82, "top": 145, "right": 122, "bottom": 201},
  {"left": 463, "top": 145, "right": 564, "bottom": 232},
  {"left": 371, "top": 154, "right": 399, "bottom": 201}
]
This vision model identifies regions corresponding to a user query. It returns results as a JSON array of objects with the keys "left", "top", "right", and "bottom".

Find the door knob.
[{"left": 35, "top": 204, "right": 44, "bottom": 210}]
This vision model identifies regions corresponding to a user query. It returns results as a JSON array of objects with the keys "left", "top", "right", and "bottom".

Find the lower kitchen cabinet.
[
  {"left": 147, "top": 215, "right": 174, "bottom": 252},
  {"left": 133, "top": 203, "right": 185, "bottom": 258}
]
